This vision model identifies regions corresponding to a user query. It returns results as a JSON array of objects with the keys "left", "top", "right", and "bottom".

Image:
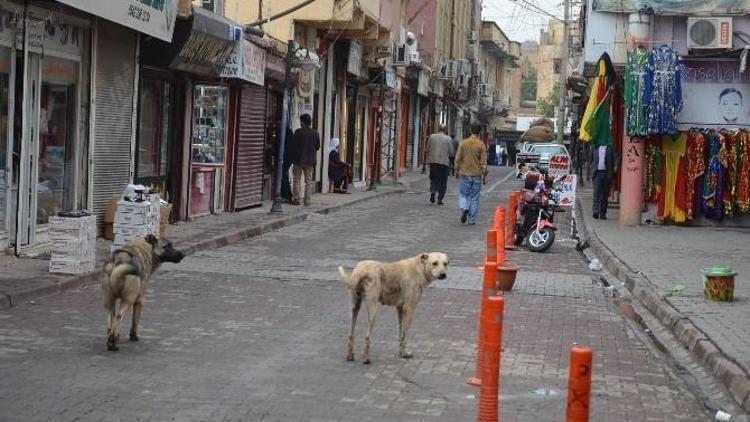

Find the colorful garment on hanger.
[
  {"left": 738, "top": 130, "right": 750, "bottom": 213},
  {"left": 685, "top": 130, "right": 706, "bottom": 220},
  {"left": 644, "top": 140, "right": 664, "bottom": 203},
  {"left": 723, "top": 131, "right": 743, "bottom": 217},
  {"left": 647, "top": 46, "right": 682, "bottom": 136},
  {"left": 580, "top": 53, "right": 616, "bottom": 142},
  {"left": 624, "top": 47, "right": 651, "bottom": 137},
  {"left": 703, "top": 131, "right": 729, "bottom": 219},
  {"left": 658, "top": 134, "right": 688, "bottom": 223}
]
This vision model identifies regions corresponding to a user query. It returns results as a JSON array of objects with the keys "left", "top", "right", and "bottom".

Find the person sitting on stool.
[{"left": 328, "top": 138, "right": 350, "bottom": 194}]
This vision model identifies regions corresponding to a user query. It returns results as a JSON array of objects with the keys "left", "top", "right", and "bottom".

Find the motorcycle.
[{"left": 514, "top": 187, "right": 558, "bottom": 253}]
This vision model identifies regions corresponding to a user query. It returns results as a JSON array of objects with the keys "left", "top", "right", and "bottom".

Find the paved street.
[{"left": 0, "top": 167, "right": 710, "bottom": 421}]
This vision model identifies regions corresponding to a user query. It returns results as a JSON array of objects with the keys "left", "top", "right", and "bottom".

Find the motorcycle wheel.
[{"left": 527, "top": 227, "right": 555, "bottom": 252}]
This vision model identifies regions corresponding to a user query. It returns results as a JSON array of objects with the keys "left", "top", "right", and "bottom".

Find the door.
[
  {"left": 17, "top": 52, "right": 80, "bottom": 247},
  {"left": 233, "top": 83, "right": 266, "bottom": 209}
]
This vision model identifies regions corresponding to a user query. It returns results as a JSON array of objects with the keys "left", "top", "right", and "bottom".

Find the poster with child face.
[{"left": 678, "top": 60, "right": 750, "bottom": 128}]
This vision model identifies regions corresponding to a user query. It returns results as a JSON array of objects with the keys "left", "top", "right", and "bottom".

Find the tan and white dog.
[{"left": 338, "top": 252, "right": 449, "bottom": 364}]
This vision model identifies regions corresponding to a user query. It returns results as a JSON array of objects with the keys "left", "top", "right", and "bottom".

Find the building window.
[{"left": 136, "top": 78, "right": 173, "bottom": 182}]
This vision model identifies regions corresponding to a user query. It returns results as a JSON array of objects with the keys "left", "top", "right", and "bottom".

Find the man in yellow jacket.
[{"left": 455, "top": 122, "right": 488, "bottom": 225}]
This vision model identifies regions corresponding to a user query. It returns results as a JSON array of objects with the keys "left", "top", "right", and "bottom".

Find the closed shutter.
[
  {"left": 406, "top": 101, "right": 415, "bottom": 166},
  {"left": 92, "top": 21, "right": 136, "bottom": 233},
  {"left": 233, "top": 84, "right": 267, "bottom": 209}
]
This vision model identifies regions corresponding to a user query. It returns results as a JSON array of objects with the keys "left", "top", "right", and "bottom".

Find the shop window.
[
  {"left": 136, "top": 78, "right": 172, "bottom": 182},
  {"left": 37, "top": 56, "right": 78, "bottom": 225},
  {"left": 192, "top": 84, "right": 228, "bottom": 165}
]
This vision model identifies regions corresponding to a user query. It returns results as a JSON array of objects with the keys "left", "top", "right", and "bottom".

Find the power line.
[{"left": 509, "top": 0, "right": 563, "bottom": 22}]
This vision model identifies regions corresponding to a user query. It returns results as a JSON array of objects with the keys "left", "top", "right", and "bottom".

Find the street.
[{"left": 0, "top": 167, "right": 710, "bottom": 421}]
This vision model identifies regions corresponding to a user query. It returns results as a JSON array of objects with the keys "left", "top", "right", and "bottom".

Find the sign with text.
[
  {"left": 679, "top": 60, "right": 750, "bottom": 128},
  {"left": 552, "top": 174, "right": 577, "bottom": 207},
  {"left": 57, "top": 0, "right": 177, "bottom": 42},
  {"left": 221, "top": 39, "right": 266, "bottom": 86},
  {"left": 347, "top": 40, "right": 364, "bottom": 78},
  {"left": 548, "top": 154, "right": 571, "bottom": 176},
  {"left": 516, "top": 152, "right": 540, "bottom": 164}
]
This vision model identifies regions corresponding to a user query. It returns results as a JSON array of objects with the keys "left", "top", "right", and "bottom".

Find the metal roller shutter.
[
  {"left": 92, "top": 21, "right": 136, "bottom": 233},
  {"left": 233, "top": 84, "right": 267, "bottom": 209}
]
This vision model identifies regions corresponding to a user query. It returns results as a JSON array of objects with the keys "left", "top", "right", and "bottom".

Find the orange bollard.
[
  {"left": 486, "top": 229, "right": 497, "bottom": 263},
  {"left": 467, "top": 259, "right": 497, "bottom": 387},
  {"left": 495, "top": 208, "right": 506, "bottom": 265},
  {"left": 566, "top": 346, "right": 594, "bottom": 422},
  {"left": 506, "top": 191, "right": 521, "bottom": 250},
  {"left": 476, "top": 295, "right": 505, "bottom": 422}
]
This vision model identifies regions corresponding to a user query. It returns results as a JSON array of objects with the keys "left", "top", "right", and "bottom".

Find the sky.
[{"left": 481, "top": 0, "right": 566, "bottom": 43}]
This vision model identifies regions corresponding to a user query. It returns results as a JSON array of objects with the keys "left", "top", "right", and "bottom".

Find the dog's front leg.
[
  {"left": 398, "top": 307, "right": 415, "bottom": 359},
  {"left": 347, "top": 295, "right": 362, "bottom": 361}
]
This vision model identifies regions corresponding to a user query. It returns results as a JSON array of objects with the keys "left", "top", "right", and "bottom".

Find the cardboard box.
[{"left": 105, "top": 196, "right": 119, "bottom": 223}]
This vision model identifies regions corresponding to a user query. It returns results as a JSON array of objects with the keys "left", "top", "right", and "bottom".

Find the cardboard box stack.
[
  {"left": 49, "top": 215, "right": 97, "bottom": 274},
  {"left": 112, "top": 194, "right": 160, "bottom": 253}
]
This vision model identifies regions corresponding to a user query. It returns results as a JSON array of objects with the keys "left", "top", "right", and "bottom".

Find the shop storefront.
[
  {"left": 262, "top": 53, "right": 285, "bottom": 201},
  {"left": 221, "top": 38, "right": 267, "bottom": 211},
  {"left": 138, "top": 5, "right": 239, "bottom": 220},
  {"left": 0, "top": 3, "right": 93, "bottom": 251}
]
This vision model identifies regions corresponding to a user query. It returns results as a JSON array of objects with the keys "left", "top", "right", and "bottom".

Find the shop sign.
[
  {"left": 551, "top": 174, "right": 577, "bottom": 207},
  {"left": 516, "top": 152, "right": 539, "bottom": 164},
  {"left": 220, "top": 39, "right": 266, "bottom": 86},
  {"left": 347, "top": 40, "right": 364, "bottom": 78},
  {"left": 548, "top": 154, "right": 571, "bottom": 176},
  {"left": 678, "top": 60, "right": 750, "bottom": 128},
  {"left": 57, "top": 0, "right": 178, "bottom": 42},
  {"left": 417, "top": 69, "right": 430, "bottom": 97},
  {"left": 19, "top": 19, "right": 83, "bottom": 58}
]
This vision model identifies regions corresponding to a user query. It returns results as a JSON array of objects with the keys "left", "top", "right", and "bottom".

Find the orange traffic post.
[
  {"left": 495, "top": 208, "right": 506, "bottom": 265},
  {"left": 476, "top": 295, "right": 505, "bottom": 422},
  {"left": 566, "top": 346, "right": 594, "bottom": 422},
  {"left": 505, "top": 191, "right": 520, "bottom": 250},
  {"left": 467, "top": 259, "right": 497, "bottom": 387},
  {"left": 486, "top": 229, "right": 497, "bottom": 263}
]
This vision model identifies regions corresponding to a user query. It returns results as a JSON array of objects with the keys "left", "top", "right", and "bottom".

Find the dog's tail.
[
  {"left": 109, "top": 263, "right": 139, "bottom": 285},
  {"left": 338, "top": 266, "right": 355, "bottom": 288}
]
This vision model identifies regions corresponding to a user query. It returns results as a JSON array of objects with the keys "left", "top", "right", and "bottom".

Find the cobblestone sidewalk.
[{"left": 577, "top": 186, "right": 750, "bottom": 413}]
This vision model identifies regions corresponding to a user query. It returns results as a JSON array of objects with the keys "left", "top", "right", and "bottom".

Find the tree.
[
  {"left": 537, "top": 82, "right": 560, "bottom": 118},
  {"left": 521, "top": 68, "right": 537, "bottom": 102}
]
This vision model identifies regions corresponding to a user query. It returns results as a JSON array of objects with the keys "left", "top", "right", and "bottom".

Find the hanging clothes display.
[
  {"left": 685, "top": 130, "right": 706, "bottom": 220},
  {"left": 624, "top": 47, "right": 651, "bottom": 137},
  {"left": 647, "top": 46, "right": 682, "bottom": 136},
  {"left": 702, "top": 131, "right": 729, "bottom": 220},
  {"left": 658, "top": 134, "right": 688, "bottom": 223},
  {"left": 643, "top": 141, "right": 663, "bottom": 203},
  {"left": 723, "top": 131, "right": 742, "bottom": 217},
  {"left": 738, "top": 132, "right": 750, "bottom": 213}
]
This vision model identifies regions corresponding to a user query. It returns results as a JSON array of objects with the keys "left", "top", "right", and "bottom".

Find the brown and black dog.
[{"left": 101, "top": 235, "right": 185, "bottom": 351}]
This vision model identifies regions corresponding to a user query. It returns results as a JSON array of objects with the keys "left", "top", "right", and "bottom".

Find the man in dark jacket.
[
  {"left": 291, "top": 114, "right": 320, "bottom": 206},
  {"left": 587, "top": 143, "right": 619, "bottom": 220}
]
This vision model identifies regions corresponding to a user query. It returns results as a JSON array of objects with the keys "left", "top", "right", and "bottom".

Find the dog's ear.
[
  {"left": 420, "top": 254, "right": 428, "bottom": 262},
  {"left": 145, "top": 234, "right": 158, "bottom": 246}
]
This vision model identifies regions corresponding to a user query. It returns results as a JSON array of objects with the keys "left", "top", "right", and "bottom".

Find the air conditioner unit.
[
  {"left": 441, "top": 60, "right": 457, "bottom": 79},
  {"left": 467, "top": 45, "right": 478, "bottom": 61},
  {"left": 458, "top": 59, "right": 471, "bottom": 75},
  {"left": 478, "top": 83, "right": 491, "bottom": 97},
  {"left": 457, "top": 73, "right": 469, "bottom": 88},
  {"left": 687, "top": 17, "right": 733, "bottom": 49},
  {"left": 395, "top": 43, "right": 408, "bottom": 65},
  {"left": 408, "top": 50, "right": 421, "bottom": 64}
]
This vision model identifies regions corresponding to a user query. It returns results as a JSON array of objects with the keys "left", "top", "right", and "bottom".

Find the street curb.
[
  {"left": 0, "top": 186, "right": 411, "bottom": 310},
  {"left": 574, "top": 197, "right": 750, "bottom": 413}
]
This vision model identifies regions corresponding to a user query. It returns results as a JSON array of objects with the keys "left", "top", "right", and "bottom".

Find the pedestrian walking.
[
  {"left": 448, "top": 134, "right": 459, "bottom": 175},
  {"left": 587, "top": 142, "right": 619, "bottom": 220},
  {"left": 291, "top": 114, "right": 320, "bottom": 206},
  {"left": 426, "top": 124, "right": 453, "bottom": 205},
  {"left": 455, "top": 122, "right": 488, "bottom": 225}
]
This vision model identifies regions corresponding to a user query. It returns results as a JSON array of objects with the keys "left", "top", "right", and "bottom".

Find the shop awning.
[{"left": 170, "top": 7, "right": 242, "bottom": 76}]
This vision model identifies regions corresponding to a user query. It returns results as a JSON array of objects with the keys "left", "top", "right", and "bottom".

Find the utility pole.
[{"left": 556, "top": 0, "right": 570, "bottom": 144}]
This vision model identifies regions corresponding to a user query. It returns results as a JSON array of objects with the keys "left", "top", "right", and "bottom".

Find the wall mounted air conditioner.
[
  {"left": 478, "top": 83, "right": 491, "bottom": 97},
  {"left": 375, "top": 46, "right": 393, "bottom": 59},
  {"left": 457, "top": 73, "right": 469, "bottom": 88},
  {"left": 408, "top": 50, "right": 421, "bottom": 64},
  {"left": 457, "top": 59, "right": 471, "bottom": 75},
  {"left": 468, "top": 30, "right": 478, "bottom": 44},
  {"left": 687, "top": 17, "right": 733, "bottom": 49},
  {"left": 441, "top": 60, "right": 457, "bottom": 79}
]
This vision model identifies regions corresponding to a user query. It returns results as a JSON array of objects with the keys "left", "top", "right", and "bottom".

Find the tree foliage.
[{"left": 537, "top": 82, "right": 560, "bottom": 118}]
